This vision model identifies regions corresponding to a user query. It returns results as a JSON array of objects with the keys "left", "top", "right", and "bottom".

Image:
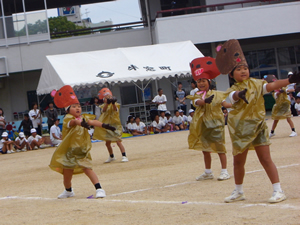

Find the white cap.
[
  {"left": 189, "top": 109, "right": 194, "bottom": 113},
  {"left": 19, "top": 132, "right": 25, "bottom": 138},
  {"left": 178, "top": 109, "right": 184, "bottom": 113},
  {"left": 1, "top": 131, "right": 8, "bottom": 137},
  {"left": 30, "top": 128, "right": 37, "bottom": 133},
  {"left": 288, "top": 71, "right": 293, "bottom": 76},
  {"left": 165, "top": 111, "right": 171, "bottom": 115}
]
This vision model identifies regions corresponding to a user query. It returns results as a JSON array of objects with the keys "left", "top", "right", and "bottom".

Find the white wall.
[
  {"left": 154, "top": 2, "right": 300, "bottom": 44},
  {"left": 0, "top": 28, "right": 152, "bottom": 74}
]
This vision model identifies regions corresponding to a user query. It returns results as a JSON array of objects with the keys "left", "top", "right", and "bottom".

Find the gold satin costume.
[
  {"left": 93, "top": 103, "right": 123, "bottom": 142},
  {"left": 226, "top": 78, "right": 270, "bottom": 156},
  {"left": 49, "top": 113, "right": 96, "bottom": 175},
  {"left": 187, "top": 90, "right": 227, "bottom": 153},
  {"left": 271, "top": 88, "right": 292, "bottom": 120}
]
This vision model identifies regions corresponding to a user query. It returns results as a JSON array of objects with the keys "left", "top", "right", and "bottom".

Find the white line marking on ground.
[
  {"left": 111, "top": 163, "right": 300, "bottom": 196},
  {"left": 1, "top": 196, "right": 299, "bottom": 210}
]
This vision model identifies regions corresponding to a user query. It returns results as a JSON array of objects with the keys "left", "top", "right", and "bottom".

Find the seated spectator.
[
  {"left": 0, "top": 108, "right": 6, "bottom": 137},
  {"left": 152, "top": 115, "right": 168, "bottom": 134},
  {"left": 159, "top": 111, "right": 170, "bottom": 131},
  {"left": 165, "top": 111, "right": 174, "bottom": 131},
  {"left": 172, "top": 110, "right": 184, "bottom": 130},
  {"left": 14, "top": 132, "right": 31, "bottom": 152},
  {"left": 18, "top": 114, "right": 33, "bottom": 138},
  {"left": 222, "top": 107, "right": 229, "bottom": 125},
  {"left": 0, "top": 132, "right": 15, "bottom": 154},
  {"left": 132, "top": 116, "right": 148, "bottom": 135},
  {"left": 295, "top": 96, "right": 300, "bottom": 116},
  {"left": 179, "top": 109, "right": 188, "bottom": 129},
  {"left": 126, "top": 115, "right": 136, "bottom": 134},
  {"left": 50, "top": 119, "right": 62, "bottom": 147},
  {"left": 28, "top": 128, "right": 45, "bottom": 150},
  {"left": 187, "top": 109, "right": 194, "bottom": 128}
]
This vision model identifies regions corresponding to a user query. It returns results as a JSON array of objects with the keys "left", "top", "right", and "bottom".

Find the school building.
[{"left": 0, "top": 0, "right": 299, "bottom": 126}]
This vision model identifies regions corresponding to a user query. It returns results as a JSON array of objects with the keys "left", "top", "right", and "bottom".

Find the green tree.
[
  {"left": 49, "top": 16, "right": 88, "bottom": 38},
  {"left": 15, "top": 19, "right": 47, "bottom": 36}
]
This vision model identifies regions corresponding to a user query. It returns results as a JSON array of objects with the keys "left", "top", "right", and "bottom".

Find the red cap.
[{"left": 51, "top": 85, "right": 79, "bottom": 109}]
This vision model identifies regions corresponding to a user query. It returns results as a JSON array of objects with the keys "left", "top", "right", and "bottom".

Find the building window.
[
  {"left": 277, "top": 47, "right": 296, "bottom": 66},
  {"left": 120, "top": 83, "right": 152, "bottom": 105}
]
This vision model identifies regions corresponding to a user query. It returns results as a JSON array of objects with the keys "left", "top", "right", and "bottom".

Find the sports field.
[{"left": 1, "top": 116, "right": 299, "bottom": 224}]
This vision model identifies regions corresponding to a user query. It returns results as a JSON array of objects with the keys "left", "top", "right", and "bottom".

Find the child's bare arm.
[
  {"left": 88, "top": 120, "right": 103, "bottom": 128},
  {"left": 69, "top": 119, "right": 81, "bottom": 127},
  {"left": 222, "top": 101, "right": 232, "bottom": 108},
  {"left": 266, "top": 79, "right": 289, "bottom": 93}
]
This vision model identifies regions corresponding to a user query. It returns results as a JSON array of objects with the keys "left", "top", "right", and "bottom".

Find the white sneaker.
[
  {"left": 224, "top": 190, "right": 245, "bottom": 203},
  {"left": 10, "top": 149, "right": 15, "bottom": 153},
  {"left": 105, "top": 157, "right": 116, "bottom": 163},
  {"left": 121, "top": 156, "right": 129, "bottom": 162},
  {"left": 268, "top": 191, "right": 286, "bottom": 203},
  {"left": 217, "top": 172, "right": 230, "bottom": 181},
  {"left": 96, "top": 189, "right": 106, "bottom": 198},
  {"left": 289, "top": 131, "right": 297, "bottom": 137},
  {"left": 34, "top": 146, "right": 39, "bottom": 150},
  {"left": 16, "top": 149, "right": 21, "bottom": 152},
  {"left": 269, "top": 132, "right": 275, "bottom": 138},
  {"left": 6, "top": 150, "right": 12, "bottom": 154},
  {"left": 22, "top": 148, "right": 27, "bottom": 152},
  {"left": 58, "top": 190, "right": 75, "bottom": 199},
  {"left": 196, "top": 172, "right": 214, "bottom": 181}
]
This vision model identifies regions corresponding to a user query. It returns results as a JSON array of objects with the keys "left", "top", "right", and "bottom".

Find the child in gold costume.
[
  {"left": 93, "top": 88, "right": 128, "bottom": 163},
  {"left": 263, "top": 75, "right": 297, "bottom": 138},
  {"left": 216, "top": 39, "right": 300, "bottom": 203},
  {"left": 49, "top": 85, "right": 115, "bottom": 199},
  {"left": 187, "top": 57, "right": 232, "bottom": 181}
]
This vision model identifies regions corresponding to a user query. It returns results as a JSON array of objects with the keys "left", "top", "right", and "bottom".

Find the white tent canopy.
[{"left": 37, "top": 41, "right": 204, "bottom": 95}]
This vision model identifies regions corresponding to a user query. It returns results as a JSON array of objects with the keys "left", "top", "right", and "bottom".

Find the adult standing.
[
  {"left": 29, "top": 102, "right": 42, "bottom": 135},
  {"left": 190, "top": 80, "right": 199, "bottom": 110},
  {"left": 0, "top": 108, "right": 6, "bottom": 137},
  {"left": 45, "top": 102, "right": 58, "bottom": 133},
  {"left": 175, "top": 82, "right": 187, "bottom": 114},
  {"left": 92, "top": 97, "right": 102, "bottom": 120}
]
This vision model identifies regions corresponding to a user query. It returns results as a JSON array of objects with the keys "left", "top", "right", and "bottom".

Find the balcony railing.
[{"left": 156, "top": 0, "right": 298, "bottom": 18}]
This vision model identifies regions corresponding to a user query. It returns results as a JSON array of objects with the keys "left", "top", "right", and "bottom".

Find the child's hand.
[
  {"left": 289, "top": 71, "right": 300, "bottom": 83},
  {"left": 111, "top": 97, "right": 117, "bottom": 104},
  {"left": 238, "top": 89, "right": 249, "bottom": 104},
  {"left": 106, "top": 98, "right": 112, "bottom": 104},
  {"left": 204, "top": 95, "right": 214, "bottom": 104},
  {"left": 102, "top": 123, "right": 116, "bottom": 131},
  {"left": 81, "top": 118, "right": 90, "bottom": 130}
]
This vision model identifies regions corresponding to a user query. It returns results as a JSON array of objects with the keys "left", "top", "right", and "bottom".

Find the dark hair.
[
  {"left": 24, "top": 113, "right": 29, "bottom": 118},
  {"left": 295, "top": 96, "right": 300, "bottom": 100},
  {"left": 0, "top": 108, "right": 3, "bottom": 116},
  {"left": 191, "top": 79, "right": 196, "bottom": 85},
  {"left": 178, "top": 82, "right": 182, "bottom": 85},
  {"left": 55, "top": 118, "right": 60, "bottom": 122},
  {"left": 158, "top": 88, "right": 162, "bottom": 92},
  {"left": 48, "top": 101, "right": 54, "bottom": 106},
  {"left": 135, "top": 116, "right": 140, "bottom": 120},
  {"left": 160, "top": 111, "right": 165, "bottom": 115},
  {"left": 174, "top": 110, "right": 179, "bottom": 114},
  {"left": 127, "top": 115, "right": 134, "bottom": 123},
  {"left": 31, "top": 102, "right": 38, "bottom": 109}
]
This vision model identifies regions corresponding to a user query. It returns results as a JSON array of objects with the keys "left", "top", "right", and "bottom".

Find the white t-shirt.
[
  {"left": 0, "top": 138, "right": 11, "bottom": 149},
  {"left": 15, "top": 137, "right": 28, "bottom": 145},
  {"left": 28, "top": 135, "right": 42, "bottom": 144},
  {"left": 50, "top": 124, "right": 61, "bottom": 142},
  {"left": 159, "top": 116, "right": 168, "bottom": 125},
  {"left": 28, "top": 109, "right": 41, "bottom": 128},
  {"left": 133, "top": 122, "right": 146, "bottom": 132},
  {"left": 127, "top": 123, "right": 136, "bottom": 131},
  {"left": 188, "top": 115, "right": 193, "bottom": 123},
  {"left": 287, "top": 83, "right": 295, "bottom": 92},
  {"left": 152, "top": 94, "right": 167, "bottom": 111},
  {"left": 166, "top": 117, "right": 173, "bottom": 124},
  {"left": 190, "top": 88, "right": 199, "bottom": 104},
  {"left": 152, "top": 120, "right": 164, "bottom": 129},
  {"left": 172, "top": 115, "right": 183, "bottom": 125},
  {"left": 295, "top": 103, "right": 300, "bottom": 112},
  {"left": 181, "top": 115, "right": 188, "bottom": 122}
]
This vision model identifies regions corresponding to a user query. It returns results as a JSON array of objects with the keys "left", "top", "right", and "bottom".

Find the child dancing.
[
  {"left": 263, "top": 75, "right": 297, "bottom": 138},
  {"left": 93, "top": 88, "right": 128, "bottom": 163},
  {"left": 215, "top": 39, "right": 300, "bottom": 203},
  {"left": 187, "top": 57, "right": 232, "bottom": 181},
  {"left": 49, "top": 85, "right": 115, "bottom": 199}
]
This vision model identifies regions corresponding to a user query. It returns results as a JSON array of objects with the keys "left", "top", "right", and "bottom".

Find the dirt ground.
[{"left": 1, "top": 116, "right": 300, "bottom": 225}]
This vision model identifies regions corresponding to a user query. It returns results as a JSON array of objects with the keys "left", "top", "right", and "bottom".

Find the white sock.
[
  {"left": 272, "top": 182, "right": 282, "bottom": 192},
  {"left": 205, "top": 169, "right": 212, "bottom": 174},
  {"left": 235, "top": 184, "right": 243, "bottom": 193},
  {"left": 221, "top": 169, "right": 228, "bottom": 173}
]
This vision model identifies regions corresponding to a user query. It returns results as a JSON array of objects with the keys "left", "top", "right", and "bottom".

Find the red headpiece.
[
  {"left": 190, "top": 57, "right": 221, "bottom": 81},
  {"left": 51, "top": 85, "right": 79, "bottom": 109},
  {"left": 98, "top": 88, "right": 112, "bottom": 100}
]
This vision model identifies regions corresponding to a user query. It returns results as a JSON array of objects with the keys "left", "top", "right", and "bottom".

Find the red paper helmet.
[
  {"left": 98, "top": 88, "right": 112, "bottom": 100},
  {"left": 190, "top": 57, "right": 221, "bottom": 81},
  {"left": 51, "top": 85, "right": 79, "bottom": 109}
]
